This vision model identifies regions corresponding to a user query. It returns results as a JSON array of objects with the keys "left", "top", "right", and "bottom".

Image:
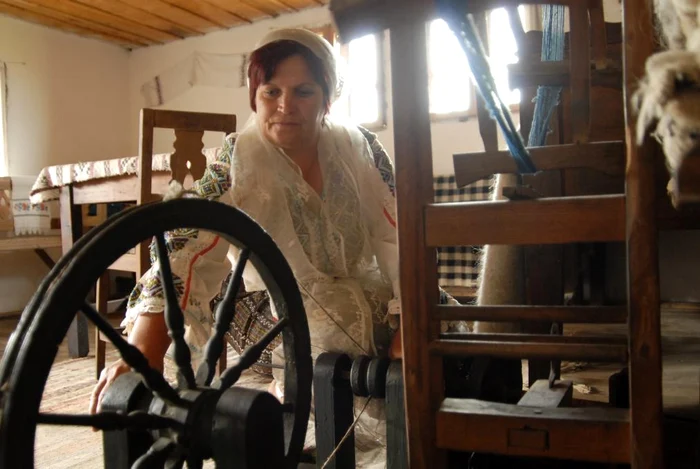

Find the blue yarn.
[
  {"left": 437, "top": 0, "right": 536, "bottom": 174},
  {"left": 528, "top": 5, "right": 566, "bottom": 148}
]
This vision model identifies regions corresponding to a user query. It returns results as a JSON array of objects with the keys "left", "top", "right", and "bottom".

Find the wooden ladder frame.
[{"left": 329, "top": 0, "right": 663, "bottom": 467}]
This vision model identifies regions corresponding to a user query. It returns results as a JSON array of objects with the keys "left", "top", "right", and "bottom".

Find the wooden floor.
[
  {"left": 0, "top": 305, "right": 698, "bottom": 467},
  {"left": 563, "top": 306, "right": 700, "bottom": 421}
]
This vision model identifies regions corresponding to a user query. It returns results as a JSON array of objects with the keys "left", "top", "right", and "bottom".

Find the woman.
[{"left": 90, "top": 27, "right": 409, "bottom": 467}]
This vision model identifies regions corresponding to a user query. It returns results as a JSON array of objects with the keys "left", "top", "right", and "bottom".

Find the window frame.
[{"left": 309, "top": 25, "right": 388, "bottom": 132}]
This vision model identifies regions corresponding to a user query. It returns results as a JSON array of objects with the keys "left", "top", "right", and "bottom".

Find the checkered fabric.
[{"left": 433, "top": 175, "right": 492, "bottom": 287}]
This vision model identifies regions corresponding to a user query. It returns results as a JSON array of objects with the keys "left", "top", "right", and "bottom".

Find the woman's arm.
[
  {"left": 89, "top": 312, "right": 170, "bottom": 415},
  {"left": 90, "top": 134, "right": 241, "bottom": 414}
]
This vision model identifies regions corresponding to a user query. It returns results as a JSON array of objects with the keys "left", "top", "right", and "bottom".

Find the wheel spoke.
[
  {"left": 80, "top": 301, "right": 185, "bottom": 406},
  {"left": 155, "top": 232, "right": 197, "bottom": 389},
  {"left": 37, "top": 410, "right": 182, "bottom": 432},
  {"left": 219, "top": 317, "right": 288, "bottom": 389},
  {"left": 196, "top": 248, "right": 250, "bottom": 387},
  {"left": 132, "top": 437, "right": 177, "bottom": 469}
]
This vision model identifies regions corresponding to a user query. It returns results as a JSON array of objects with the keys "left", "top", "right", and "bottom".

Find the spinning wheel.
[{"left": 0, "top": 198, "right": 313, "bottom": 468}]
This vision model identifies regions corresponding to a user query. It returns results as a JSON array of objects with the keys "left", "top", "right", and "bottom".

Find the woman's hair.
[{"left": 248, "top": 39, "right": 332, "bottom": 114}]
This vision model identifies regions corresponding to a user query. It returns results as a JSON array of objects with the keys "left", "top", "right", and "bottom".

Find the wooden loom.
[{"left": 330, "top": 0, "right": 665, "bottom": 467}]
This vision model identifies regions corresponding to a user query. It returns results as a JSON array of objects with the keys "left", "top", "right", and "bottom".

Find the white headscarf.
[{"left": 252, "top": 28, "right": 344, "bottom": 104}]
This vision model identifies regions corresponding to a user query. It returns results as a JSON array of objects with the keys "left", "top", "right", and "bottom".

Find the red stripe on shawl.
[
  {"left": 180, "top": 236, "right": 222, "bottom": 309},
  {"left": 383, "top": 207, "right": 396, "bottom": 228}
]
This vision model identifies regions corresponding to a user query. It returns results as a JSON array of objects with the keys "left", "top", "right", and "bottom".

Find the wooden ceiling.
[{"left": 0, "top": 0, "right": 330, "bottom": 50}]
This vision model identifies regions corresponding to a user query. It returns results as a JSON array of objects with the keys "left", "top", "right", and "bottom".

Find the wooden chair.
[
  {"left": 330, "top": 0, "right": 663, "bottom": 467},
  {"left": 94, "top": 109, "right": 237, "bottom": 379}
]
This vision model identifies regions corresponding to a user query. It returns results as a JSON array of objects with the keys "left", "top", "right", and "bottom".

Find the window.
[
  {"left": 0, "top": 62, "right": 7, "bottom": 176},
  {"left": 308, "top": 26, "right": 386, "bottom": 130},
  {"left": 331, "top": 33, "right": 386, "bottom": 130},
  {"left": 313, "top": 8, "right": 523, "bottom": 126},
  {"left": 427, "top": 7, "right": 523, "bottom": 118}
]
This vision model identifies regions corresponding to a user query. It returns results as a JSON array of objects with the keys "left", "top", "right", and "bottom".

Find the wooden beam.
[
  {"left": 430, "top": 339, "right": 628, "bottom": 362},
  {"left": 389, "top": 13, "right": 444, "bottom": 469},
  {"left": 425, "top": 195, "right": 626, "bottom": 246},
  {"left": 160, "top": 0, "right": 247, "bottom": 28},
  {"left": 258, "top": 0, "right": 299, "bottom": 12},
  {"left": 283, "top": 0, "right": 319, "bottom": 7},
  {"left": 436, "top": 399, "right": 630, "bottom": 463},
  {"left": 59, "top": 185, "right": 89, "bottom": 359},
  {"left": 507, "top": 61, "right": 622, "bottom": 89},
  {"left": 0, "top": 234, "right": 61, "bottom": 252},
  {"left": 0, "top": 0, "right": 148, "bottom": 47},
  {"left": 152, "top": 109, "right": 237, "bottom": 132},
  {"left": 453, "top": 140, "right": 625, "bottom": 187},
  {"left": 441, "top": 333, "right": 627, "bottom": 347},
  {"left": 589, "top": 0, "right": 608, "bottom": 68},
  {"left": 200, "top": 0, "right": 265, "bottom": 22},
  {"left": 435, "top": 305, "right": 628, "bottom": 324},
  {"left": 440, "top": 333, "right": 627, "bottom": 346},
  {"left": 236, "top": 0, "right": 284, "bottom": 17},
  {"left": 569, "top": 2, "right": 591, "bottom": 143},
  {"left": 622, "top": 0, "right": 665, "bottom": 467},
  {"left": 111, "top": 0, "right": 221, "bottom": 34},
  {"left": 18, "top": 0, "right": 179, "bottom": 43},
  {"left": 71, "top": 0, "right": 196, "bottom": 37}
]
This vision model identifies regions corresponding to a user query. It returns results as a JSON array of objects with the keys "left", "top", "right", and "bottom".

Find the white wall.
[{"left": 0, "top": 15, "right": 131, "bottom": 313}]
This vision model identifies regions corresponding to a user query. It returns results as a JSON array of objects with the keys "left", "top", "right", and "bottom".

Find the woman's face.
[{"left": 255, "top": 54, "right": 326, "bottom": 153}]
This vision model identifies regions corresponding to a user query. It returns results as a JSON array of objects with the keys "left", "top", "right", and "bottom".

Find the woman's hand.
[
  {"left": 89, "top": 312, "right": 170, "bottom": 417},
  {"left": 89, "top": 359, "right": 131, "bottom": 415}
]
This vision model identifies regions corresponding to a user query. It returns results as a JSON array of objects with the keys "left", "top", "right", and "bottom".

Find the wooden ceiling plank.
[
  {"left": 71, "top": 0, "right": 197, "bottom": 38},
  {"left": 274, "top": 0, "right": 318, "bottom": 10},
  {"left": 111, "top": 0, "right": 220, "bottom": 35},
  {"left": 261, "top": 0, "right": 298, "bottom": 12},
  {"left": 201, "top": 0, "right": 267, "bottom": 23},
  {"left": 0, "top": 2, "right": 138, "bottom": 47},
  {"left": 0, "top": 0, "right": 148, "bottom": 47},
  {"left": 238, "top": 0, "right": 282, "bottom": 18},
  {"left": 159, "top": 0, "right": 246, "bottom": 28},
  {"left": 17, "top": 0, "right": 178, "bottom": 43}
]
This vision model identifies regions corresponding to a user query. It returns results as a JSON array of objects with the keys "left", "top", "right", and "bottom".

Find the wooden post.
[
  {"left": 622, "top": 1, "right": 664, "bottom": 468},
  {"left": 95, "top": 272, "right": 109, "bottom": 379},
  {"left": 60, "top": 186, "right": 89, "bottom": 358},
  {"left": 137, "top": 109, "right": 155, "bottom": 278},
  {"left": 390, "top": 15, "right": 443, "bottom": 469}
]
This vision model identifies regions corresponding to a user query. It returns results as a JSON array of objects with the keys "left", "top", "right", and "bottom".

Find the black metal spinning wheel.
[{"left": 0, "top": 198, "right": 312, "bottom": 468}]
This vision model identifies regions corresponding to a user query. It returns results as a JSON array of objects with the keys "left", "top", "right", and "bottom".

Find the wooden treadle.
[{"left": 436, "top": 398, "right": 630, "bottom": 463}]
